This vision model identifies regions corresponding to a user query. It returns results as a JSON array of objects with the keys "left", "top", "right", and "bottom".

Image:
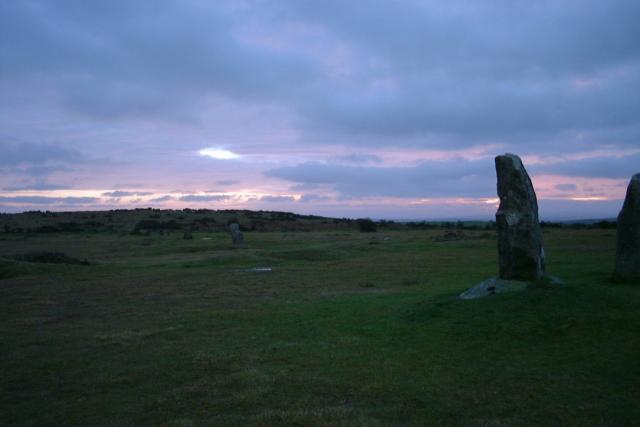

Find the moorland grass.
[{"left": 0, "top": 229, "right": 638, "bottom": 426}]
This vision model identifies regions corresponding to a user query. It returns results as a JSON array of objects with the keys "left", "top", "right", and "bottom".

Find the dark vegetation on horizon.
[{"left": 0, "top": 208, "right": 617, "bottom": 235}]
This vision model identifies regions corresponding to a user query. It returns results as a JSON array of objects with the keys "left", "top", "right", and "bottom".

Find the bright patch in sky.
[
  {"left": 198, "top": 148, "right": 241, "bottom": 160},
  {"left": 484, "top": 198, "right": 500, "bottom": 204},
  {"left": 570, "top": 197, "right": 608, "bottom": 202}
]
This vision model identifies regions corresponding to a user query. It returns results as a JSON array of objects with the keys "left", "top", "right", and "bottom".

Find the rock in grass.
[
  {"left": 14, "top": 251, "right": 90, "bottom": 265},
  {"left": 229, "top": 223, "right": 244, "bottom": 245},
  {"left": 459, "top": 277, "right": 528, "bottom": 300},
  {"left": 460, "top": 274, "right": 564, "bottom": 300},
  {"left": 543, "top": 275, "right": 565, "bottom": 286},
  {"left": 495, "top": 153, "right": 545, "bottom": 280},
  {"left": 614, "top": 173, "right": 640, "bottom": 281}
]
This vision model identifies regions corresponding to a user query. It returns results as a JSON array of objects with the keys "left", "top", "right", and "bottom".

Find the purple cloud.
[
  {"left": 555, "top": 183, "right": 578, "bottom": 192},
  {"left": 101, "top": 191, "right": 154, "bottom": 197},
  {"left": 0, "top": 196, "right": 98, "bottom": 204},
  {"left": 267, "top": 159, "right": 493, "bottom": 198},
  {"left": 178, "top": 194, "right": 232, "bottom": 202},
  {"left": 260, "top": 195, "right": 296, "bottom": 202}
]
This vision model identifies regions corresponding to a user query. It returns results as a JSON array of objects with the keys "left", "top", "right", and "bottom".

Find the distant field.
[{"left": 1, "top": 227, "right": 638, "bottom": 426}]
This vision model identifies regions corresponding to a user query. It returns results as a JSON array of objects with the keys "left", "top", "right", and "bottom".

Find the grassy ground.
[{"left": 0, "top": 229, "right": 638, "bottom": 426}]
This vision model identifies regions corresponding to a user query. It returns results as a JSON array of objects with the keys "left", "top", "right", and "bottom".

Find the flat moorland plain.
[{"left": 0, "top": 228, "right": 638, "bottom": 426}]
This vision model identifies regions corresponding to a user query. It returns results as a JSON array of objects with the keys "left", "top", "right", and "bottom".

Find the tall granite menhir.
[
  {"left": 614, "top": 173, "right": 640, "bottom": 281},
  {"left": 495, "top": 154, "right": 545, "bottom": 280}
]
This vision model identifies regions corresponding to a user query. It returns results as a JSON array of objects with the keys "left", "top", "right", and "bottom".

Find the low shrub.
[
  {"left": 356, "top": 218, "right": 377, "bottom": 232},
  {"left": 13, "top": 251, "right": 90, "bottom": 265}
]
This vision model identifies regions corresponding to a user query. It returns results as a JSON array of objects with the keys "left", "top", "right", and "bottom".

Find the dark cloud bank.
[{"left": 2, "top": 0, "right": 639, "bottom": 148}]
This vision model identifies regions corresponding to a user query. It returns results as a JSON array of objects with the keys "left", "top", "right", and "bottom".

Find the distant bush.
[
  {"left": 356, "top": 218, "right": 377, "bottom": 232},
  {"left": 249, "top": 220, "right": 267, "bottom": 231},
  {"left": 190, "top": 217, "right": 218, "bottom": 231},
  {"left": 270, "top": 212, "right": 298, "bottom": 222},
  {"left": 377, "top": 219, "right": 396, "bottom": 229},
  {"left": 13, "top": 251, "right": 90, "bottom": 265},
  {"left": 541, "top": 221, "right": 563, "bottom": 228},
  {"left": 484, "top": 221, "right": 496, "bottom": 230},
  {"left": 540, "top": 220, "right": 617, "bottom": 230},
  {"left": 33, "top": 225, "right": 62, "bottom": 233},
  {"left": 406, "top": 221, "right": 437, "bottom": 230},
  {"left": 592, "top": 220, "right": 616, "bottom": 229},
  {"left": 131, "top": 219, "right": 181, "bottom": 234}
]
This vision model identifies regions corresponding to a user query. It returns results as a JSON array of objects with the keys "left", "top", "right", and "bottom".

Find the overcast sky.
[{"left": 1, "top": 0, "right": 639, "bottom": 219}]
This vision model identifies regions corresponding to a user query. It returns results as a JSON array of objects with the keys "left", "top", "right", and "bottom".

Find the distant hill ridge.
[
  {"left": 0, "top": 208, "right": 617, "bottom": 234},
  {"left": 0, "top": 208, "right": 352, "bottom": 234}
]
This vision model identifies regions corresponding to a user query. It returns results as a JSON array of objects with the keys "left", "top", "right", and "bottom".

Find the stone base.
[
  {"left": 459, "top": 277, "right": 527, "bottom": 299},
  {"left": 459, "top": 274, "right": 563, "bottom": 300}
]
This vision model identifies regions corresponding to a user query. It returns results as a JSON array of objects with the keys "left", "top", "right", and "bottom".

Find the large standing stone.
[
  {"left": 614, "top": 173, "right": 640, "bottom": 281},
  {"left": 229, "top": 223, "right": 244, "bottom": 245},
  {"left": 495, "top": 153, "right": 545, "bottom": 280}
]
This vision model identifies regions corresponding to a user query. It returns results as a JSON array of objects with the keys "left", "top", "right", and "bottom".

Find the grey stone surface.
[
  {"left": 245, "top": 267, "right": 272, "bottom": 272},
  {"left": 615, "top": 173, "right": 640, "bottom": 281},
  {"left": 229, "top": 223, "right": 244, "bottom": 245},
  {"left": 495, "top": 153, "right": 545, "bottom": 280},
  {"left": 459, "top": 277, "right": 527, "bottom": 300},
  {"left": 459, "top": 274, "right": 563, "bottom": 300}
]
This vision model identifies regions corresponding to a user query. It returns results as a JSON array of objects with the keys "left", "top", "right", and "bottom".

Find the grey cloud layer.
[
  {"left": 0, "top": 196, "right": 98, "bottom": 205},
  {"left": 2, "top": 1, "right": 639, "bottom": 148},
  {"left": 0, "top": 142, "right": 83, "bottom": 167},
  {"left": 260, "top": 195, "right": 295, "bottom": 202},
  {"left": 102, "top": 191, "right": 154, "bottom": 197},
  {"left": 284, "top": 1, "right": 640, "bottom": 141},
  {"left": 0, "top": 1, "right": 316, "bottom": 119},
  {"left": 178, "top": 195, "right": 231, "bottom": 202},
  {"left": 267, "top": 158, "right": 493, "bottom": 198},
  {"left": 3, "top": 182, "right": 72, "bottom": 191},
  {"left": 531, "top": 153, "right": 640, "bottom": 178},
  {"left": 268, "top": 153, "right": 638, "bottom": 199}
]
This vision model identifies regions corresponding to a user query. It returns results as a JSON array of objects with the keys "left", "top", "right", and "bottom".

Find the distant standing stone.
[
  {"left": 495, "top": 153, "right": 545, "bottom": 280},
  {"left": 229, "top": 223, "right": 244, "bottom": 245},
  {"left": 615, "top": 173, "right": 640, "bottom": 281},
  {"left": 183, "top": 226, "right": 193, "bottom": 240}
]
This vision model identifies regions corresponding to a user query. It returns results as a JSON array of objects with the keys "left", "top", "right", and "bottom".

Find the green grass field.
[{"left": 1, "top": 228, "right": 638, "bottom": 426}]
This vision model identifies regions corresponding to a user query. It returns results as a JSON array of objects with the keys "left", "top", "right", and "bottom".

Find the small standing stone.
[
  {"left": 614, "top": 173, "right": 640, "bottom": 281},
  {"left": 495, "top": 153, "right": 545, "bottom": 280},
  {"left": 229, "top": 223, "right": 244, "bottom": 245},
  {"left": 183, "top": 226, "right": 193, "bottom": 240}
]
